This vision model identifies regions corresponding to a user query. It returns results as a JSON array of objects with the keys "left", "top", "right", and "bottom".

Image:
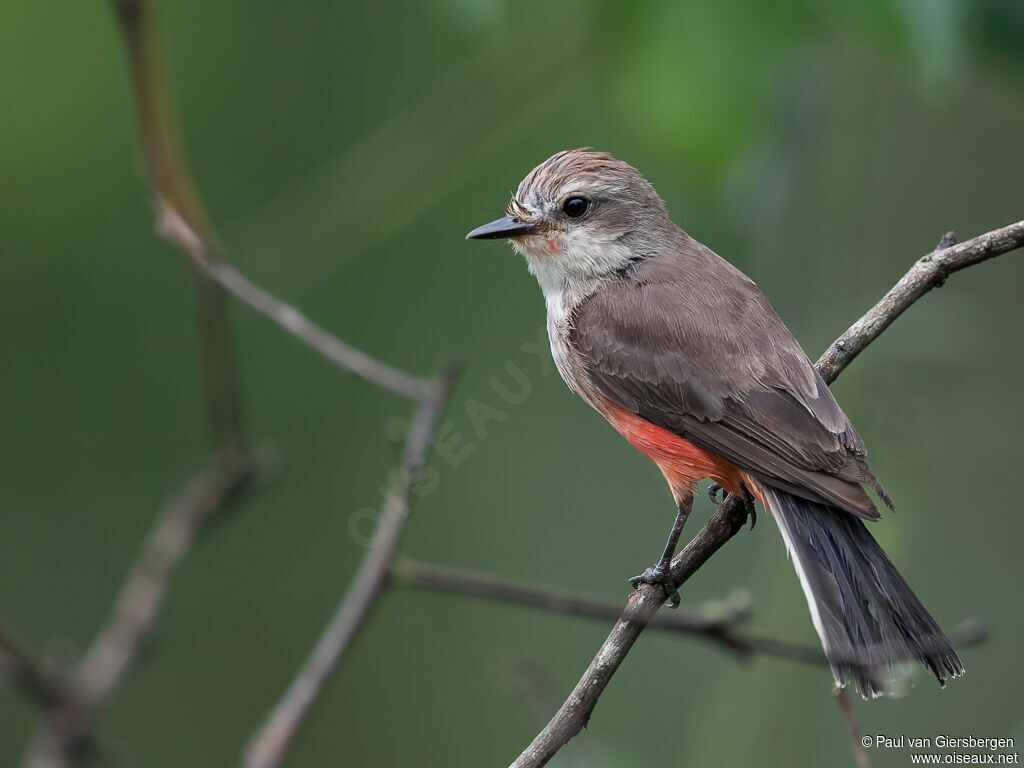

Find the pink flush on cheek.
[{"left": 545, "top": 238, "right": 561, "bottom": 255}]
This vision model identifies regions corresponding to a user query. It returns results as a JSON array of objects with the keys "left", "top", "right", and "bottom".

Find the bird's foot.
[
  {"left": 629, "top": 564, "right": 681, "bottom": 608},
  {"left": 741, "top": 492, "right": 757, "bottom": 530},
  {"left": 707, "top": 483, "right": 757, "bottom": 530},
  {"left": 707, "top": 482, "right": 724, "bottom": 504}
]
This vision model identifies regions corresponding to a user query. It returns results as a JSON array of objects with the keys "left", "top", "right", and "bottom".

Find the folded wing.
[{"left": 570, "top": 245, "right": 890, "bottom": 519}]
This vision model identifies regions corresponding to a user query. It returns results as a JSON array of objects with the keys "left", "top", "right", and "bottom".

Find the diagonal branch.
[
  {"left": 835, "top": 687, "right": 871, "bottom": 768},
  {"left": 240, "top": 368, "right": 457, "bottom": 768},
  {"left": 511, "top": 220, "right": 1024, "bottom": 768},
  {"left": 19, "top": 453, "right": 255, "bottom": 768},
  {"left": 73, "top": 454, "right": 255, "bottom": 711},
  {"left": 511, "top": 496, "right": 754, "bottom": 768},
  {"left": 816, "top": 221, "right": 1024, "bottom": 381},
  {"left": 6, "top": 2, "right": 458, "bottom": 765},
  {"left": 148, "top": 195, "right": 433, "bottom": 400},
  {"left": 197, "top": 258, "right": 434, "bottom": 402},
  {"left": 11, "top": 5, "right": 259, "bottom": 766},
  {"left": 0, "top": 625, "right": 63, "bottom": 708}
]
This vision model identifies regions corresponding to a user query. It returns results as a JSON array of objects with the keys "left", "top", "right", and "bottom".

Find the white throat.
[
  {"left": 512, "top": 230, "right": 635, "bottom": 310},
  {"left": 511, "top": 230, "right": 635, "bottom": 403}
]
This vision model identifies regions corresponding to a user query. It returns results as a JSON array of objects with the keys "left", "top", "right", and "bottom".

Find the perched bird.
[{"left": 466, "top": 148, "right": 963, "bottom": 697}]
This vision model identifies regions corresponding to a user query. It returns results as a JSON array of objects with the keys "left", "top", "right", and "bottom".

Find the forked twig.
[
  {"left": 112, "top": 0, "right": 246, "bottom": 456},
  {"left": 241, "top": 371, "right": 456, "bottom": 768}
]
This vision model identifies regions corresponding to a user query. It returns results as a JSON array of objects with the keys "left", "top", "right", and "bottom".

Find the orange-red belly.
[{"left": 602, "top": 402, "right": 747, "bottom": 505}]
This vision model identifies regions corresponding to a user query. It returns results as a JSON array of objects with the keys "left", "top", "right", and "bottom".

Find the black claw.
[
  {"left": 707, "top": 482, "right": 724, "bottom": 504},
  {"left": 709, "top": 484, "right": 757, "bottom": 530},
  {"left": 629, "top": 565, "right": 681, "bottom": 608}
]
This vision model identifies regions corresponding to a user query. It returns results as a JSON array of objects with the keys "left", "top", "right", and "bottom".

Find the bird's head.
[{"left": 466, "top": 149, "right": 671, "bottom": 299}]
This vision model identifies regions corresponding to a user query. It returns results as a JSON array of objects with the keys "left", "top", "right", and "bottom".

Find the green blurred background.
[{"left": 2, "top": 1, "right": 1023, "bottom": 766}]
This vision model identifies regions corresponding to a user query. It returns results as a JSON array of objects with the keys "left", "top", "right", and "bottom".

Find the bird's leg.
[{"left": 629, "top": 495, "right": 693, "bottom": 608}]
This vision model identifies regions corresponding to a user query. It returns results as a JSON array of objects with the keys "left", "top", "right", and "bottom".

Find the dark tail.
[{"left": 762, "top": 487, "right": 964, "bottom": 698}]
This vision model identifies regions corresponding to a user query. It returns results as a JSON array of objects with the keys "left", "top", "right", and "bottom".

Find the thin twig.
[
  {"left": 111, "top": 0, "right": 246, "bottom": 457},
  {"left": 719, "top": 619, "right": 985, "bottom": 666},
  {"left": 107, "top": 5, "right": 437, "bottom": 768},
  {"left": 74, "top": 454, "right": 255, "bottom": 709},
  {"left": 835, "top": 687, "right": 871, "bottom": 768},
  {"left": 12, "top": 6, "right": 258, "bottom": 765},
  {"left": 816, "top": 220, "right": 1024, "bottom": 382},
  {"left": 19, "top": 454, "right": 255, "bottom": 768},
  {"left": 199, "top": 260, "right": 434, "bottom": 401},
  {"left": 240, "top": 369, "right": 456, "bottom": 768},
  {"left": 6, "top": 2, "right": 458, "bottom": 765},
  {"left": 392, "top": 557, "right": 751, "bottom": 634},
  {"left": 137, "top": 136, "right": 432, "bottom": 402},
  {"left": 0, "top": 625, "right": 63, "bottom": 707},
  {"left": 113, "top": 0, "right": 432, "bottom": 405},
  {"left": 512, "top": 221, "right": 1024, "bottom": 768},
  {"left": 391, "top": 557, "right": 985, "bottom": 664}
]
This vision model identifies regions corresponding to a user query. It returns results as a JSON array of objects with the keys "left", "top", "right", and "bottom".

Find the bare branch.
[
  {"left": 13, "top": 6, "right": 442, "bottom": 766},
  {"left": 815, "top": 219, "right": 1024, "bottom": 382},
  {"left": 9, "top": 5, "right": 259, "bottom": 765},
  {"left": 512, "top": 221, "right": 1024, "bottom": 768},
  {"left": 512, "top": 497, "right": 750, "bottom": 768},
  {"left": 199, "top": 260, "right": 434, "bottom": 402},
  {"left": 111, "top": 0, "right": 246, "bottom": 456},
  {"left": 241, "top": 369, "right": 456, "bottom": 768},
  {"left": 19, "top": 454, "right": 255, "bottom": 768},
  {"left": 74, "top": 454, "right": 254, "bottom": 710},
  {"left": 391, "top": 557, "right": 985, "bottom": 665},
  {"left": 0, "top": 625, "right": 62, "bottom": 708},
  {"left": 720, "top": 618, "right": 985, "bottom": 667},
  {"left": 112, "top": 0, "right": 432, "bottom": 405},
  {"left": 392, "top": 557, "right": 751, "bottom": 634},
  {"left": 835, "top": 688, "right": 871, "bottom": 768}
]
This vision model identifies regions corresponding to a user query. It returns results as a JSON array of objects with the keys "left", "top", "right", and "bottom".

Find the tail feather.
[{"left": 762, "top": 486, "right": 963, "bottom": 698}]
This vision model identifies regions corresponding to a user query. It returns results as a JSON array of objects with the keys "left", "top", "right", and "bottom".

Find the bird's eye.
[{"left": 562, "top": 196, "right": 588, "bottom": 218}]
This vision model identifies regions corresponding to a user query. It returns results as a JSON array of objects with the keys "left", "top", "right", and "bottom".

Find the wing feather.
[{"left": 570, "top": 243, "right": 887, "bottom": 519}]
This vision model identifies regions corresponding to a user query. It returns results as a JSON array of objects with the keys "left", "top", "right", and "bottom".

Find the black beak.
[{"left": 465, "top": 215, "right": 537, "bottom": 240}]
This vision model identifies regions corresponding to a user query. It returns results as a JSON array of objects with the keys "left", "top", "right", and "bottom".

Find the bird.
[{"left": 466, "top": 148, "right": 963, "bottom": 698}]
